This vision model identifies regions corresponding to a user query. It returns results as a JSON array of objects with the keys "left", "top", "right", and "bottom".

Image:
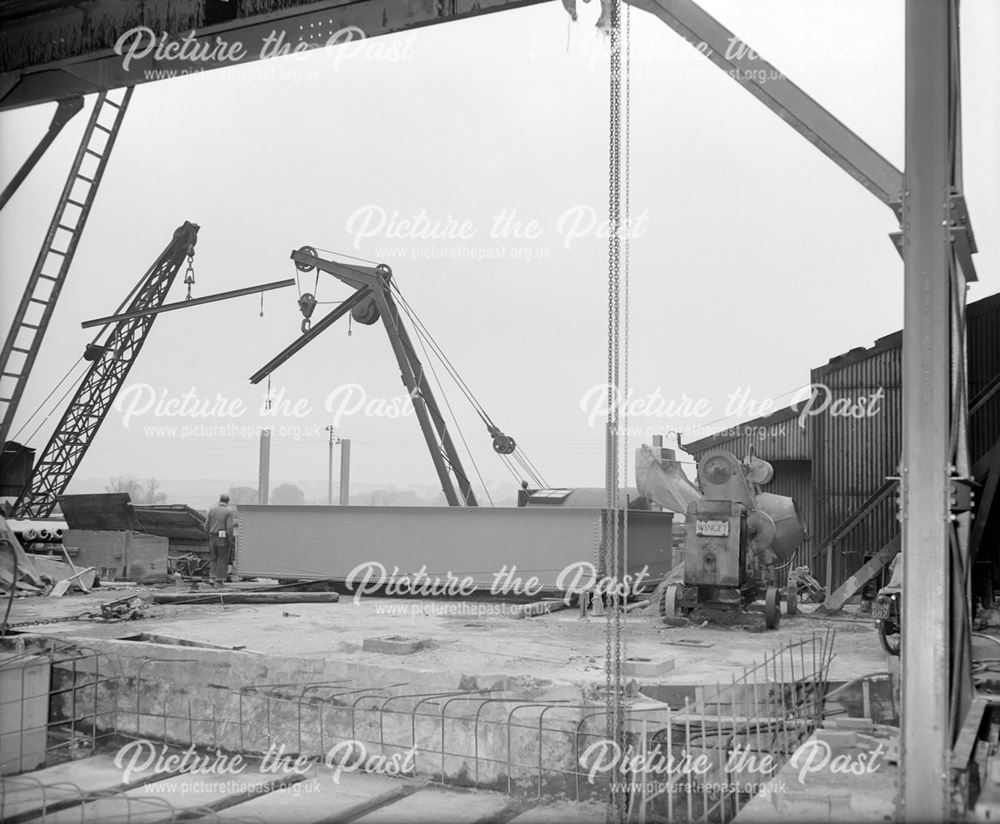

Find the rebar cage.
[{"left": 1, "top": 629, "right": 835, "bottom": 823}]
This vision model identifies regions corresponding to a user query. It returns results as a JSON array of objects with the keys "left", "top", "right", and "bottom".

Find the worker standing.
[{"left": 205, "top": 494, "right": 235, "bottom": 587}]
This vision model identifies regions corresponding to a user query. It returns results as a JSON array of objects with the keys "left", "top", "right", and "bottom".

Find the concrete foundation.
[{"left": 1, "top": 586, "right": 890, "bottom": 820}]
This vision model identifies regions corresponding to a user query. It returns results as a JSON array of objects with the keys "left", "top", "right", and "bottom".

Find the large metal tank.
[{"left": 750, "top": 492, "right": 806, "bottom": 563}]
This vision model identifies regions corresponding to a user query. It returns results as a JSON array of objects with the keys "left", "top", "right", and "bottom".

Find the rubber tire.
[
  {"left": 765, "top": 588, "right": 781, "bottom": 629},
  {"left": 878, "top": 618, "right": 901, "bottom": 656}
]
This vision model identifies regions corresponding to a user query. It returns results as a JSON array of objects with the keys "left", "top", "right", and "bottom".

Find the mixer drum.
[{"left": 752, "top": 492, "right": 805, "bottom": 562}]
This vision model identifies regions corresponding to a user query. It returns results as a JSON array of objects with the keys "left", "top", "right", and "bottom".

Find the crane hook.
[{"left": 298, "top": 292, "right": 317, "bottom": 334}]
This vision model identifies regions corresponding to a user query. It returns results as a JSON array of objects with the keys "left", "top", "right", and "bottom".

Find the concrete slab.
[
  {"left": 353, "top": 787, "right": 514, "bottom": 823},
  {"left": 0, "top": 754, "right": 161, "bottom": 819},
  {"left": 4, "top": 589, "right": 886, "bottom": 695},
  {"left": 22, "top": 767, "right": 295, "bottom": 823},
  {"left": 218, "top": 770, "right": 411, "bottom": 823},
  {"left": 507, "top": 799, "right": 607, "bottom": 823},
  {"left": 736, "top": 728, "right": 898, "bottom": 822}
]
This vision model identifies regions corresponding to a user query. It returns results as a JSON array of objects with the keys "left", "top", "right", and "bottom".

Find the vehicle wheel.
[
  {"left": 878, "top": 618, "right": 901, "bottom": 656},
  {"left": 661, "top": 584, "right": 682, "bottom": 620},
  {"left": 765, "top": 588, "right": 781, "bottom": 629}
]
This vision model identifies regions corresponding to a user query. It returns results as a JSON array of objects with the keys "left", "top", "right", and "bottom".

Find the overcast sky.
[{"left": 1, "top": 0, "right": 997, "bottom": 496}]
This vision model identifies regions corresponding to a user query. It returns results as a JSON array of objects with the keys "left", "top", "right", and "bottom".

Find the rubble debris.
[{"left": 512, "top": 599, "right": 569, "bottom": 619}]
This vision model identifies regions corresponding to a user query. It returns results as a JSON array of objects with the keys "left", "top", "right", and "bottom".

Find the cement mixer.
[{"left": 661, "top": 448, "right": 806, "bottom": 629}]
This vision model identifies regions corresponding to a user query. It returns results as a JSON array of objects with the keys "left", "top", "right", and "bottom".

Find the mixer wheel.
[
  {"left": 661, "top": 584, "right": 682, "bottom": 620},
  {"left": 764, "top": 588, "right": 781, "bottom": 629}
]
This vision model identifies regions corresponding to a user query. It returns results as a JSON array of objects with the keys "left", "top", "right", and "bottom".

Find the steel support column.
[
  {"left": 900, "top": 1, "right": 953, "bottom": 818},
  {"left": 0, "top": 96, "right": 82, "bottom": 210}
]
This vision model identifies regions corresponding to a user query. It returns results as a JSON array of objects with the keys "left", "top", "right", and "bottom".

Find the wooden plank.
[
  {"left": 819, "top": 535, "right": 901, "bottom": 614},
  {"left": 951, "top": 694, "right": 991, "bottom": 771},
  {"left": 512, "top": 599, "right": 569, "bottom": 619},
  {"left": 24, "top": 554, "right": 95, "bottom": 593},
  {"left": 48, "top": 568, "right": 95, "bottom": 597}
]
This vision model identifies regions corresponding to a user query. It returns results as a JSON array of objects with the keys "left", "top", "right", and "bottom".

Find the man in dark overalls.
[{"left": 205, "top": 494, "right": 234, "bottom": 587}]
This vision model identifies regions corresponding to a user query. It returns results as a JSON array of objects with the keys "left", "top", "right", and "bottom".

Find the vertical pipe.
[
  {"left": 327, "top": 426, "right": 334, "bottom": 506},
  {"left": 651, "top": 435, "right": 663, "bottom": 513},
  {"left": 901, "top": 2, "right": 952, "bottom": 820},
  {"left": 258, "top": 429, "right": 271, "bottom": 505},
  {"left": 339, "top": 440, "right": 351, "bottom": 506}
]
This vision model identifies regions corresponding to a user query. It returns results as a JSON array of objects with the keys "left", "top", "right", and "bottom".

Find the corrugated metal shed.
[
  {"left": 683, "top": 405, "right": 809, "bottom": 461},
  {"left": 681, "top": 290, "right": 999, "bottom": 590},
  {"left": 809, "top": 290, "right": 999, "bottom": 587},
  {"left": 810, "top": 332, "right": 901, "bottom": 587},
  {"left": 969, "top": 292, "right": 1000, "bottom": 462}
]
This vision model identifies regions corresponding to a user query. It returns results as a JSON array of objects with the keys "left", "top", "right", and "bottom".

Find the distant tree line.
[{"left": 106, "top": 475, "right": 167, "bottom": 505}]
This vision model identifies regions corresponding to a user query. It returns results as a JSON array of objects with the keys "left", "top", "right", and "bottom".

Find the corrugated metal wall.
[
  {"left": 676, "top": 292, "right": 999, "bottom": 591},
  {"left": 969, "top": 294, "right": 1000, "bottom": 462},
  {"left": 684, "top": 408, "right": 808, "bottom": 461},
  {"left": 810, "top": 291, "right": 999, "bottom": 588},
  {"left": 810, "top": 335, "right": 902, "bottom": 587}
]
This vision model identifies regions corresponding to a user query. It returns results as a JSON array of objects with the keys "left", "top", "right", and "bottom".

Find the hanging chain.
[
  {"left": 183, "top": 244, "right": 196, "bottom": 300},
  {"left": 606, "top": 0, "right": 627, "bottom": 820},
  {"left": 621, "top": 0, "right": 632, "bottom": 708}
]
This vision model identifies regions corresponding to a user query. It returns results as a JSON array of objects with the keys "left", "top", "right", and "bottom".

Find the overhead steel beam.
[
  {"left": 630, "top": 0, "right": 905, "bottom": 212},
  {"left": 900, "top": 1, "right": 954, "bottom": 819},
  {"left": 248, "top": 287, "right": 372, "bottom": 385},
  {"left": 0, "top": 95, "right": 82, "bottom": 210},
  {"left": 0, "top": 0, "right": 548, "bottom": 112},
  {"left": 81, "top": 278, "right": 296, "bottom": 329}
]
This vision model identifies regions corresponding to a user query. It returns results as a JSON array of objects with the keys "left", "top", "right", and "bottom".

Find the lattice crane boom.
[{"left": 11, "top": 221, "right": 199, "bottom": 518}]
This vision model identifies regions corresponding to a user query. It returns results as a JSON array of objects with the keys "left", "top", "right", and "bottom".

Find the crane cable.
[
  {"left": 392, "top": 284, "right": 544, "bottom": 491},
  {"left": 388, "top": 281, "right": 548, "bottom": 488},
  {"left": 403, "top": 304, "right": 496, "bottom": 506}
]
